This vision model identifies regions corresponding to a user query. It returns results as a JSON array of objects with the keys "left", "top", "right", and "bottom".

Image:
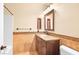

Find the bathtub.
[
  {"left": 60, "top": 45, "right": 79, "bottom": 55},
  {"left": 0, "top": 45, "right": 12, "bottom": 55}
]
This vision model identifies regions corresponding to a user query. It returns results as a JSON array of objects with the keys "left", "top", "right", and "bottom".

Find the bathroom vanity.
[{"left": 35, "top": 33, "right": 60, "bottom": 55}]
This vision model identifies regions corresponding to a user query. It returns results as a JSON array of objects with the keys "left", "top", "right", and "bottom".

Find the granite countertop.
[{"left": 35, "top": 33, "right": 60, "bottom": 41}]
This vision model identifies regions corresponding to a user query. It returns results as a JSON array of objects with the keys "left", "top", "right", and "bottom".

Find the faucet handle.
[{"left": 0, "top": 45, "right": 6, "bottom": 50}]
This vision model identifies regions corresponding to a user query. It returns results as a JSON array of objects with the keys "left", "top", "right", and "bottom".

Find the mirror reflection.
[{"left": 44, "top": 9, "right": 54, "bottom": 31}]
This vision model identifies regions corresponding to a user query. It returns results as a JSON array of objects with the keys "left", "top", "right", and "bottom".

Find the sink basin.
[{"left": 40, "top": 34, "right": 47, "bottom": 36}]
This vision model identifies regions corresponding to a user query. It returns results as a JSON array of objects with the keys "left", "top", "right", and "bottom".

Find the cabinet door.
[
  {"left": 36, "top": 36, "right": 46, "bottom": 55},
  {"left": 40, "top": 39, "right": 46, "bottom": 55},
  {"left": 46, "top": 40, "right": 60, "bottom": 55}
]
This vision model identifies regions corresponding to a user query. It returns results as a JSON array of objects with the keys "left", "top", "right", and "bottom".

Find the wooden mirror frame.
[
  {"left": 44, "top": 9, "right": 55, "bottom": 31},
  {"left": 37, "top": 18, "right": 41, "bottom": 32}
]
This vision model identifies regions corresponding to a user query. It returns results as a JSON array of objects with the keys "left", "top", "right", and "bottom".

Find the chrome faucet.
[
  {"left": 45, "top": 30, "right": 48, "bottom": 34},
  {"left": 0, "top": 45, "right": 6, "bottom": 50}
]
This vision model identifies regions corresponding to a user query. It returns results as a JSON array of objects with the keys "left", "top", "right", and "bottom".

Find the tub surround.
[{"left": 60, "top": 45, "right": 79, "bottom": 55}]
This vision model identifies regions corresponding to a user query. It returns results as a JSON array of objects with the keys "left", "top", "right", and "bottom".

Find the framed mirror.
[{"left": 44, "top": 9, "right": 54, "bottom": 31}]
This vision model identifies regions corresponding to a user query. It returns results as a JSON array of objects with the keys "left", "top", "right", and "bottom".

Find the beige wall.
[
  {"left": 5, "top": 3, "right": 79, "bottom": 38},
  {"left": 41, "top": 3, "right": 79, "bottom": 38},
  {"left": 12, "top": 4, "right": 48, "bottom": 32},
  {"left": 14, "top": 12, "right": 38, "bottom": 32},
  {"left": 53, "top": 3, "right": 79, "bottom": 38},
  {"left": 5, "top": 3, "right": 50, "bottom": 32},
  {"left": 14, "top": 11, "right": 45, "bottom": 32}
]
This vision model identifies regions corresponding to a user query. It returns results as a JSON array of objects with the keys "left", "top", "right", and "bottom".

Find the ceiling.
[{"left": 4, "top": 3, "right": 51, "bottom": 16}]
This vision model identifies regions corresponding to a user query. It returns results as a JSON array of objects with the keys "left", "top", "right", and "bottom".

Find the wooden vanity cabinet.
[
  {"left": 35, "top": 34, "right": 60, "bottom": 55},
  {"left": 36, "top": 36, "right": 46, "bottom": 55},
  {"left": 46, "top": 40, "right": 60, "bottom": 55}
]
